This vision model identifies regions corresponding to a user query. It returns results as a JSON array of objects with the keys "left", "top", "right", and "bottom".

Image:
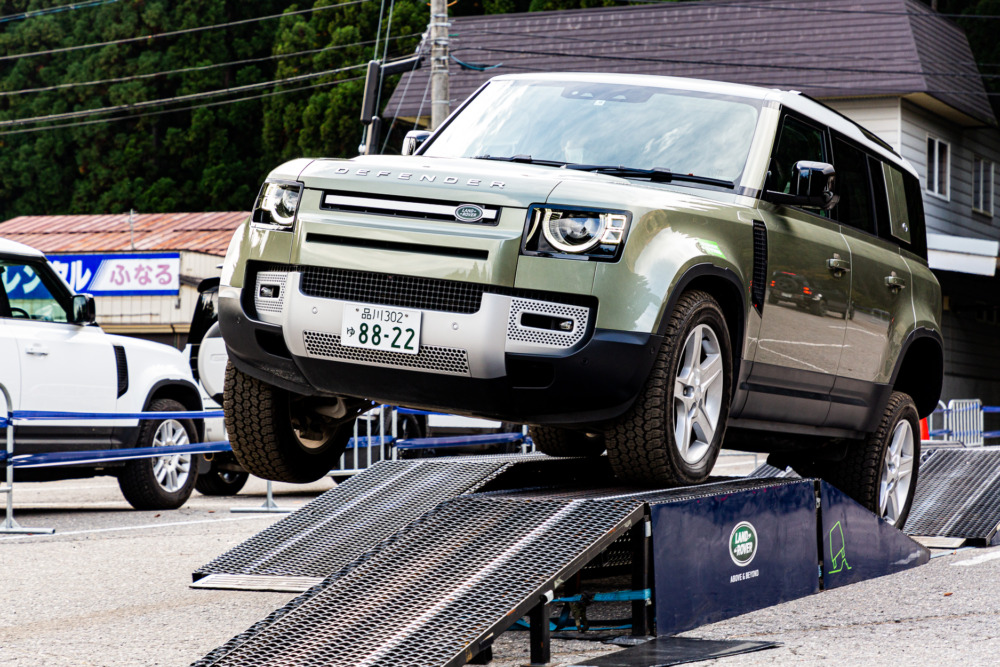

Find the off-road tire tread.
[
  {"left": 224, "top": 361, "right": 343, "bottom": 484},
  {"left": 530, "top": 426, "right": 606, "bottom": 457},
  {"left": 821, "top": 391, "right": 920, "bottom": 526},
  {"left": 606, "top": 290, "right": 731, "bottom": 485},
  {"left": 117, "top": 398, "right": 198, "bottom": 510}
]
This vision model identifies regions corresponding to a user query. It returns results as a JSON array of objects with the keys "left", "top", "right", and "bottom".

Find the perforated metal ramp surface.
[
  {"left": 194, "top": 493, "right": 646, "bottom": 667},
  {"left": 193, "top": 456, "right": 536, "bottom": 591},
  {"left": 906, "top": 448, "right": 1000, "bottom": 545}
]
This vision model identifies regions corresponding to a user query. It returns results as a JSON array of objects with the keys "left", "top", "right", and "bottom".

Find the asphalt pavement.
[{"left": 0, "top": 458, "right": 998, "bottom": 666}]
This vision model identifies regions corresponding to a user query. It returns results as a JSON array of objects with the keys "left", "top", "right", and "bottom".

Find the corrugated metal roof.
[
  {"left": 0, "top": 211, "right": 247, "bottom": 256},
  {"left": 385, "top": 0, "right": 995, "bottom": 127}
]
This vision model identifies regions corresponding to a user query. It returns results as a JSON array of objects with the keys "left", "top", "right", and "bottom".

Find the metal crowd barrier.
[
  {"left": 333, "top": 406, "right": 534, "bottom": 478},
  {"left": 0, "top": 386, "right": 228, "bottom": 534},
  {"left": 926, "top": 399, "right": 1000, "bottom": 446}
]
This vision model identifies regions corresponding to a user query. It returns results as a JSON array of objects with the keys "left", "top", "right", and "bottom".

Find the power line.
[
  {"left": 0, "top": 32, "right": 420, "bottom": 98},
  {"left": 0, "top": 0, "right": 119, "bottom": 24},
  {"left": 0, "top": 74, "right": 367, "bottom": 138},
  {"left": 0, "top": 0, "right": 373, "bottom": 64},
  {"left": 0, "top": 62, "right": 369, "bottom": 128}
]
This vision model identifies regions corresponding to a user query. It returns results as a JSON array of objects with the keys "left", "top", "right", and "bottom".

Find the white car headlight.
[
  {"left": 523, "top": 206, "right": 630, "bottom": 260},
  {"left": 252, "top": 181, "right": 303, "bottom": 228}
]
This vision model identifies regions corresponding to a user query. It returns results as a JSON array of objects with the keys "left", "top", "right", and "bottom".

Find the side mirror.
[
  {"left": 766, "top": 161, "right": 840, "bottom": 211},
  {"left": 71, "top": 294, "right": 96, "bottom": 325},
  {"left": 402, "top": 130, "right": 432, "bottom": 156}
]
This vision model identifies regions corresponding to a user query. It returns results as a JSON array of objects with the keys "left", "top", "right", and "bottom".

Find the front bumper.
[{"left": 219, "top": 267, "right": 661, "bottom": 425}]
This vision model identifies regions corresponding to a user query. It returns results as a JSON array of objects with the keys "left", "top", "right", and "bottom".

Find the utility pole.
[{"left": 429, "top": 0, "right": 450, "bottom": 129}]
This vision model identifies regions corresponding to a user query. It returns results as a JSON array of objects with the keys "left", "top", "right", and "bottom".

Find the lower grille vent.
[{"left": 303, "top": 331, "right": 470, "bottom": 376}]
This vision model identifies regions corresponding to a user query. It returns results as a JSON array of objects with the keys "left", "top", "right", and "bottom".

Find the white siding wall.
[
  {"left": 825, "top": 97, "right": 902, "bottom": 153},
  {"left": 899, "top": 100, "right": 1000, "bottom": 240}
]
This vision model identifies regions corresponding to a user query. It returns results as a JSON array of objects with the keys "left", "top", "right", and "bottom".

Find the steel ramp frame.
[
  {"left": 193, "top": 454, "right": 601, "bottom": 591},
  {"left": 194, "top": 493, "right": 648, "bottom": 667}
]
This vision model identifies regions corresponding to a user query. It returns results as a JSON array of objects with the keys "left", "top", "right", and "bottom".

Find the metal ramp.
[
  {"left": 192, "top": 470, "right": 927, "bottom": 667},
  {"left": 906, "top": 448, "right": 1000, "bottom": 546},
  {"left": 193, "top": 454, "right": 603, "bottom": 591},
  {"left": 193, "top": 492, "right": 647, "bottom": 667}
]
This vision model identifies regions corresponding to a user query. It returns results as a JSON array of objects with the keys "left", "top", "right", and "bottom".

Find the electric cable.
[
  {"left": 0, "top": 62, "right": 370, "bottom": 129},
  {"left": 0, "top": 74, "right": 366, "bottom": 137},
  {"left": 0, "top": 0, "right": 119, "bottom": 24},
  {"left": 0, "top": 32, "right": 420, "bottom": 98},
  {"left": 0, "top": 0, "right": 373, "bottom": 64}
]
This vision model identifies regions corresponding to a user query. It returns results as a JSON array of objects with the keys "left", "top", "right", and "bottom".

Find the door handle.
[
  {"left": 827, "top": 258, "right": 851, "bottom": 276},
  {"left": 25, "top": 344, "right": 49, "bottom": 357},
  {"left": 885, "top": 275, "right": 907, "bottom": 293}
]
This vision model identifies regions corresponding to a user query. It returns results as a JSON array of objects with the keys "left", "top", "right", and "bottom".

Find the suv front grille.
[{"left": 300, "top": 266, "right": 486, "bottom": 314}]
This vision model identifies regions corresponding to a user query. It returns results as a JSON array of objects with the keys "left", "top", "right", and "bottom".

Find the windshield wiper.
[
  {"left": 563, "top": 164, "right": 735, "bottom": 189},
  {"left": 473, "top": 155, "right": 567, "bottom": 167}
]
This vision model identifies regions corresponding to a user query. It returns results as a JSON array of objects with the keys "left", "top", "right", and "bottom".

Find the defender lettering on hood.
[{"left": 330, "top": 166, "right": 506, "bottom": 189}]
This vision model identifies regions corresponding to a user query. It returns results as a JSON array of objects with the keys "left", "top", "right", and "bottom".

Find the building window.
[
  {"left": 926, "top": 136, "right": 950, "bottom": 199},
  {"left": 973, "top": 156, "right": 994, "bottom": 216}
]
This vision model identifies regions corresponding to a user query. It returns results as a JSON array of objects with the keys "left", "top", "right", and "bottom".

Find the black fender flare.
[{"left": 887, "top": 327, "right": 944, "bottom": 419}]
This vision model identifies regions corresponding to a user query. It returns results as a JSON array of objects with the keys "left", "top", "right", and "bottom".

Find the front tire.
[
  {"left": 607, "top": 290, "right": 732, "bottom": 485},
  {"left": 117, "top": 398, "right": 199, "bottom": 510},
  {"left": 821, "top": 391, "right": 920, "bottom": 528},
  {"left": 224, "top": 361, "right": 353, "bottom": 483}
]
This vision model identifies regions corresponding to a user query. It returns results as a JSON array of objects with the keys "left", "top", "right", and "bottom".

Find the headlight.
[
  {"left": 522, "top": 206, "right": 630, "bottom": 261},
  {"left": 252, "top": 181, "right": 303, "bottom": 228}
]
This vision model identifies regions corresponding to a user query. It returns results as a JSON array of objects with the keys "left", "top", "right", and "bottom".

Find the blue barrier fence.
[
  {"left": 1, "top": 401, "right": 229, "bottom": 534},
  {"left": 925, "top": 400, "right": 1000, "bottom": 444}
]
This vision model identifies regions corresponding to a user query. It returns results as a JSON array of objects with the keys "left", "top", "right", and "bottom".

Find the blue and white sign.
[{"left": 49, "top": 253, "right": 181, "bottom": 296}]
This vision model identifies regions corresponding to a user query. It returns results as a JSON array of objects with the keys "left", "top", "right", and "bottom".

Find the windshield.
[{"left": 423, "top": 78, "right": 762, "bottom": 184}]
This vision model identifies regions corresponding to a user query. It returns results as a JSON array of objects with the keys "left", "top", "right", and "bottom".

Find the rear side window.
[
  {"left": 882, "top": 163, "right": 911, "bottom": 244},
  {"left": 867, "top": 159, "right": 927, "bottom": 259}
]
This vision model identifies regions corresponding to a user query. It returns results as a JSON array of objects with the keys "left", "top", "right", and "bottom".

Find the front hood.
[
  {"left": 294, "top": 155, "right": 632, "bottom": 208},
  {"left": 292, "top": 155, "right": 740, "bottom": 214}
]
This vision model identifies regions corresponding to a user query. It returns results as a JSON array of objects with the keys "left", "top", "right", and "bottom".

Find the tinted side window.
[
  {"left": 882, "top": 163, "right": 911, "bottom": 244},
  {"left": 903, "top": 171, "right": 928, "bottom": 259},
  {"left": 767, "top": 115, "right": 827, "bottom": 195},
  {"left": 0, "top": 259, "right": 70, "bottom": 322},
  {"left": 832, "top": 137, "right": 875, "bottom": 235}
]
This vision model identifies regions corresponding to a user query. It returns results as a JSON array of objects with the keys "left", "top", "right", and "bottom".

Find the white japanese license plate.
[{"left": 341, "top": 303, "right": 422, "bottom": 355}]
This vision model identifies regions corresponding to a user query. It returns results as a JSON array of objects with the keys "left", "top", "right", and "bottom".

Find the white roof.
[{"left": 0, "top": 237, "right": 45, "bottom": 259}]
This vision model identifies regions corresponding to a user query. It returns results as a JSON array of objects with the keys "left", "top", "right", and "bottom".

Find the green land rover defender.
[{"left": 219, "top": 73, "right": 942, "bottom": 527}]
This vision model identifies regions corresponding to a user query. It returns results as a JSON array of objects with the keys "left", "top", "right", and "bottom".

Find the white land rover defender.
[{"left": 0, "top": 238, "right": 208, "bottom": 509}]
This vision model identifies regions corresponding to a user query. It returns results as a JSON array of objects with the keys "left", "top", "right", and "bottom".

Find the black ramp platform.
[
  {"left": 906, "top": 448, "right": 1000, "bottom": 546},
  {"left": 192, "top": 456, "right": 536, "bottom": 591},
  {"left": 194, "top": 494, "right": 647, "bottom": 667}
]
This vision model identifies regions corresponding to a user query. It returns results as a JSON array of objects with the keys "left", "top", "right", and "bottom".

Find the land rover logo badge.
[
  {"left": 455, "top": 204, "right": 484, "bottom": 222},
  {"left": 729, "top": 521, "right": 758, "bottom": 566}
]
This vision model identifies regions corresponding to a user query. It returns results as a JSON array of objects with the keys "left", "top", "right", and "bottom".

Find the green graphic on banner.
[{"left": 829, "top": 521, "right": 851, "bottom": 574}]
